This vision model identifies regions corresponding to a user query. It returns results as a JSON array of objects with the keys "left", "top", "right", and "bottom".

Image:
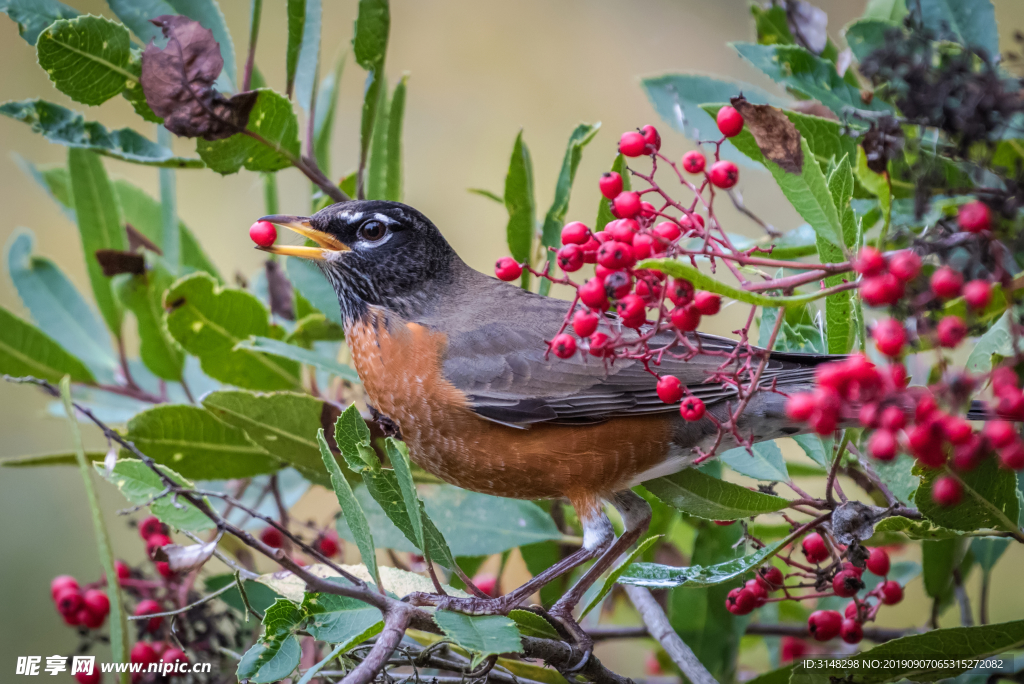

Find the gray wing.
[{"left": 428, "top": 272, "right": 834, "bottom": 427}]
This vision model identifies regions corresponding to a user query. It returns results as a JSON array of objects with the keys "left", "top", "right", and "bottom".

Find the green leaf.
[
  {"left": 69, "top": 148, "right": 128, "bottom": 337},
  {"left": 316, "top": 428, "right": 382, "bottom": 588},
  {"left": 761, "top": 224, "right": 819, "bottom": 260},
  {"left": 201, "top": 390, "right": 328, "bottom": 484},
  {"left": 385, "top": 76, "right": 406, "bottom": 202},
  {"left": 286, "top": 313, "right": 344, "bottom": 346},
  {"left": 643, "top": 469, "right": 789, "bottom": 520},
  {"left": 6, "top": 229, "right": 117, "bottom": 381},
  {"left": 821, "top": 157, "right": 857, "bottom": 353},
  {"left": 285, "top": 0, "right": 306, "bottom": 97},
  {"left": 333, "top": 403, "right": 377, "bottom": 473},
  {"left": 732, "top": 43, "right": 891, "bottom": 116},
  {"left": 751, "top": 5, "right": 795, "bottom": 46},
  {"left": 874, "top": 452, "right": 919, "bottom": 505},
  {"left": 845, "top": 18, "right": 902, "bottom": 63},
  {"left": 468, "top": 187, "right": 503, "bottom": 203},
  {"left": 434, "top": 611, "right": 524, "bottom": 666},
  {"left": 359, "top": 469, "right": 455, "bottom": 568},
  {"left": 620, "top": 540, "right": 782, "bottom": 588},
  {"left": 352, "top": 0, "right": 389, "bottom": 71},
  {"left": 916, "top": 461, "right": 1021, "bottom": 533},
  {"left": 581, "top": 534, "right": 661, "bottom": 617},
  {"left": 366, "top": 76, "right": 390, "bottom": 200},
  {"left": 641, "top": 74, "right": 787, "bottom": 166},
  {"left": 119, "top": 266, "right": 184, "bottom": 381},
  {"left": 0, "top": 0, "right": 78, "bottom": 45},
  {"left": 504, "top": 130, "right": 535, "bottom": 289},
  {"left": 0, "top": 306, "right": 95, "bottom": 383},
  {"left": 918, "top": 0, "right": 998, "bottom": 53},
  {"left": 293, "top": 0, "right": 320, "bottom": 114},
  {"left": 197, "top": 90, "right": 300, "bottom": 174},
  {"left": 855, "top": 145, "right": 892, "bottom": 231},
  {"left": 164, "top": 273, "right": 300, "bottom": 390},
  {"left": 124, "top": 404, "right": 280, "bottom": 480},
  {"left": 313, "top": 52, "right": 346, "bottom": 177},
  {"left": 863, "top": 0, "right": 908, "bottom": 22},
  {"left": 1, "top": 452, "right": 99, "bottom": 468},
  {"left": 966, "top": 311, "right": 1022, "bottom": 373},
  {"left": 98, "top": 458, "right": 215, "bottom": 531},
  {"left": 0, "top": 100, "right": 202, "bottom": 167},
  {"left": 970, "top": 537, "right": 1009, "bottom": 573},
  {"left": 235, "top": 336, "right": 359, "bottom": 382},
  {"left": 237, "top": 599, "right": 302, "bottom": 683},
  {"left": 595, "top": 154, "right": 628, "bottom": 232},
  {"left": 793, "top": 434, "right": 833, "bottom": 469},
  {"left": 508, "top": 609, "right": 560, "bottom": 639},
  {"left": 286, "top": 257, "right": 342, "bottom": 326},
  {"left": 720, "top": 440, "right": 790, "bottom": 482},
  {"left": 873, "top": 516, "right": 962, "bottom": 540},
  {"left": 105, "top": 0, "right": 172, "bottom": 44},
  {"left": 300, "top": 589, "right": 383, "bottom": 646},
  {"left": 36, "top": 16, "right": 134, "bottom": 105},
  {"left": 538, "top": 122, "right": 600, "bottom": 296},
  {"left": 386, "top": 437, "right": 425, "bottom": 550}
]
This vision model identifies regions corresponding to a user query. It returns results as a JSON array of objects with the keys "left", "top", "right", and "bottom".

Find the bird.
[{"left": 257, "top": 200, "right": 832, "bottom": 654}]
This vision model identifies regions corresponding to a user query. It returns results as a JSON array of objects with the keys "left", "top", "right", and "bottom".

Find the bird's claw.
[{"left": 544, "top": 604, "right": 594, "bottom": 673}]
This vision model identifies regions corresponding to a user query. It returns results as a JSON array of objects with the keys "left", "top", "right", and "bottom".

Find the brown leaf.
[
  {"left": 265, "top": 259, "right": 295, "bottom": 320},
  {"left": 790, "top": 100, "right": 839, "bottom": 121},
  {"left": 126, "top": 223, "right": 163, "bottom": 255},
  {"left": 153, "top": 540, "right": 217, "bottom": 573},
  {"left": 730, "top": 96, "right": 804, "bottom": 174},
  {"left": 141, "top": 16, "right": 258, "bottom": 141},
  {"left": 95, "top": 250, "right": 146, "bottom": 277}
]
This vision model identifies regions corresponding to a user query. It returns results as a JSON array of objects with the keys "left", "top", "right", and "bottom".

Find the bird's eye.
[{"left": 357, "top": 221, "right": 388, "bottom": 242}]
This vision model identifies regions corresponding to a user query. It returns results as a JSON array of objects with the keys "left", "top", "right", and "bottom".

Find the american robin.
[{"left": 258, "top": 200, "right": 829, "bottom": 650}]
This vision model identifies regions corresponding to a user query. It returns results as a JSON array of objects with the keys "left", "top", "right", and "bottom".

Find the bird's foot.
[
  {"left": 540, "top": 603, "right": 594, "bottom": 673},
  {"left": 403, "top": 591, "right": 512, "bottom": 615}
]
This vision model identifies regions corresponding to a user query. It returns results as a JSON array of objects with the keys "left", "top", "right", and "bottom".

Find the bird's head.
[{"left": 257, "top": 200, "right": 458, "bottom": 322}]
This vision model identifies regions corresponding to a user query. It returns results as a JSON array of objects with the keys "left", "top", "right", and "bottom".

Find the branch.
[
  {"left": 342, "top": 603, "right": 413, "bottom": 684},
  {"left": 624, "top": 585, "right": 718, "bottom": 684}
]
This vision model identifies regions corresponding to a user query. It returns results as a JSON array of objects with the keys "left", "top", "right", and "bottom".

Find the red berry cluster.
[
  {"left": 51, "top": 575, "right": 111, "bottom": 630},
  {"left": 130, "top": 639, "right": 189, "bottom": 678},
  {"left": 725, "top": 565, "right": 783, "bottom": 615},
  {"left": 139, "top": 515, "right": 176, "bottom": 579}
]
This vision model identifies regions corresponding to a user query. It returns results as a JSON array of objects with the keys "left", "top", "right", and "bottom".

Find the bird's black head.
[{"left": 258, "top": 201, "right": 459, "bottom": 323}]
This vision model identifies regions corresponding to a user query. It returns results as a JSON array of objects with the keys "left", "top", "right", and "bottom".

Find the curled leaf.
[
  {"left": 730, "top": 96, "right": 803, "bottom": 174},
  {"left": 154, "top": 540, "right": 218, "bottom": 573},
  {"left": 830, "top": 501, "right": 886, "bottom": 545},
  {"left": 141, "top": 16, "right": 257, "bottom": 141}
]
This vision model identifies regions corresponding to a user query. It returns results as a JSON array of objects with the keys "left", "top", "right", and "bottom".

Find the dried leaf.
[
  {"left": 789, "top": 100, "right": 839, "bottom": 121},
  {"left": 830, "top": 501, "right": 886, "bottom": 545},
  {"left": 154, "top": 540, "right": 218, "bottom": 573},
  {"left": 141, "top": 16, "right": 257, "bottom": 141},
  {"left": 786, "top": 0, "right": 828, "bottom": 55},
  {"left": 95, "top": 250, "right": 145, "bottom": 277},
  {"left": 730, "top": 96, "right": 804, "bottom": 174},
  {"left": 126, "top": 224, "right": 163, "bottom": 255},
  {"left": 265, "top": 259, "right": 295, "bottom": 321}
]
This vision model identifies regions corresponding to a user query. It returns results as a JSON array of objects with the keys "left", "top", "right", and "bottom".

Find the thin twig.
[
  {"left": 127, "top": 581, "right": 236, "bottom": 620},
  {"left": 624, "top": 585, "right": 718, "bottom": 684}
]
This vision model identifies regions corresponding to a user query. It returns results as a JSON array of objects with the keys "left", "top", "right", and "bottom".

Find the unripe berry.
[
  {"left": 709, "top": 160, "right": 739, "bottom": 189},
  {"left": 802, "top": 532, "right": 828, "bottom": 564},
  {"left": 641, "top": 125, "right": 661, "bottom": 152},
  {"left": 612, "top": 191, "right": 642, "bottom": 218},
  {"left": 679, "top": 396, "right": 706, "bottom": 421},
  {"left": 51, "top": 575, "right": 79, "bottom": 600},
  {"left": 599, "top": 172, "right": 623, "bottom": 199},
  {"left": 561, "top": 221, "right": 590, "bottom": 245},
  {"left": 716, "top": 106, "right": 744, "bottom": 137},
  {"left": 135, "top": 599, "right": 164, "bottom": 632},
  {"left": 572, "top": 310, "right": 599, "bottom": 338},
  {"left": 615, "top": 294, "right": 646, "bottom": 328},
  {"left": 936, "top": 316, "right": 968, "bottom": 348},
  {"left": 958, "top": 200, "right": 991, "bottom": 233},
  {"left": 854, "top": 247, "right": 886, "bottom": 277},
  {"left": 866, "top": 547, "right": 891, "bottom": 576},
  {"left": 657, "top": 376, "right": 684, "bottom": 404},
  {"left": 694, "top": 291, "right": 722, "bottom": 316},
  {"left": 832, "top": 569, "right": 865, "bottom": 598},
  {"left": 557, "top": 244, "right": 584, "bottom": 272},
  {"left": 494, "top": 257, "right": 522, "bottom": 282},
  {"left": 314, "top": 531, "right": 340, "bottom": 557},
  {"left": 619, "top": 131, "right": 647, "bottom": 157},
  {"left": 984, "top": 420, "right": 1017, "bottom": 448},
  {"left": 249, "top": 221, "right": 277, "bottom": 248},
  {"left": 869, "top": 429, "right": 898, "bottom": 461},
  {"left": 931, "top": 266, "right": 963, "bottom": 299},
  {"left": 880, "top": 580, "right": 903, "bottom": 605},
  {"left": 682, "top": 150, "right": 706, "bottom": 174},
  {"left": 808, "top": 610, "right": 843, "bottom": 641},
  {"left": 873, "top": 319, "right": 906, "bottom": 357},
  {"left": 757, "top": 565, "right": 784, "bottom": 591},
  {"left": 130, "top": 641, "right": 158, "bottom": 665},
  {"left": 932, "top": 475, "right": 963, "bottom": 506},
  {"left": 259, "top": 526, "right": 285, "bottom": 549},
  {"left": 888, "top": 251, "right": 922, "bottom": 282},
  {"left": 861, "top": 274, "right": 904, "bottom": 306},
  {"left": 667, "top": 278, "right": 695, "bottom": 306},
  {"left": 786, "top": 393, "right": 816, "bottom": 421},
  {"left": 654, "top": 221, "right": 682, "bottom": 243},
  {"left": 963, "top": 280, "right": 992, "bottom": 310},
  {"left": 139, "top": 516, "right": 166, "bottom": 540},
  {"left": 670, "top": 304, "right": 701, "bottom": 332},
  {"left": 840, "top": 619, "right": 864, "bottom": 644}
]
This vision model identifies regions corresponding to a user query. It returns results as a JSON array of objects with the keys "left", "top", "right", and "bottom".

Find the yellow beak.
[{"left": 256, "top": 215, "right": 349, "bottom": 260}]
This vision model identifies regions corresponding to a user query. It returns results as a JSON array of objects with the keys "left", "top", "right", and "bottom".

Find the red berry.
[
  {"left": 963, "top": 280, "right": 992, "bottom": 311},
  {"left": 155, "top": 561, "right": 174, "bottom": 579},
  {"left": 315, "top": 531, "right": 340, "bottom": 557},
  {"left": 932, "top": 475, "right": 963, "bottom": 506},
  {"left": 781, "top": 637, "right": 808, "bottom": 663},
  {"left": 745, "top": 578, "right": 769, "bottom": 606},
  {"left": 551, "top": 333, "right": 578, "bottom": 358},
  {"left": 709, "top": 160, "right": 739, "bottom": 188},
  {"left": 572, "top": 310, "right": 600, "bottom": 338},
  {"left": 114, "top": 560, "right": 131, "bottom": 583},
  {"left": 869, "top": 429, "right": 898, "bottom": 461},
  {"left": 580, "top": 277, "right": 610, "bottom": 311},
  {"left": 931, "top": 266, "right": 963, "bottom": 299},
  {"left": 612, "top": 191, "right": 642, "bottom": 219},
  {"left": 81, "top": 605, "right": 106, "bottom": 629},
  {"left": 984, "top": 420, "right": 1017, "bottom": 448},
  {"left": 840, "top": 618, "right": 864, "bottom": 644},
  {"left": 667, "top": 278, "right": 695, "bottom": 306},
  {"left": 259, "top": 527, "right": 285, "bottom": 549},
  {"left": 866, "top": 547, "right": 891, "bottom": 576},
  {"left": 599, "top": 172, "right": 623, "bottom": 199},
  {"left": 942, "top": 416, "right": 973, "bottom": 444},
  {"left": 889, "top": 363, "right": 908, "bottom": 388},
  {"left": 130, "top": 641, "right": 158, "bottom": 665},
  {"left": 679, "top": 213, "right": 705, "bottom": 232},
  {"left": 135, "top": 600, "right": 164, "bottom": 633},
  {"left": 561, "top": 221, "right": 590, "bottom": 245},
  {"left": 993, "top": 367, "right": 1020, "bottom": 393},
  {"left": 51, "top": 575, "right": 79, "bottom": 600},
  {"left": 557, "top": 244, "right": 585, "bottom": 272},
  {"left": 716, "top": 106, "right": 744, "bottom": 137},
  {"left": 161, "top": 647, "right": 188, "bottom": 666},
  {"left": 494, "top": 257, "right": 522, "bottom": 282},
  {"left": 802, "top": 533, "right": 829, "bottom": 564},
  {"left": 74, "top": 669, "right": 101, "bottom": 684},
  {"left": 146, "top": 533, "right": 172, "bottom": 559},
  {"left": 635, "top": 276, "right": 662, "bottom": 302},
  {"left": 55, "top": 588, "right": 83, "bottom": 617},
  {"left": 888, "top": 251, "right": 922, "bottom": 282},
  {"left": 880, "top": 406, "right": 907, "bottom": 430},
  {"left": 861, "top": 274, "right": 904, "bottom": 306},
  {"left": 725, "top": 587, "right": 756, "bottom": 615},
  {"left": 859, "top": 403, "right": 880, "bottom": 428},
  {"left": 958, "top": 200, "right": 991, "bottom": 233},
  {"left": 83, "top": 589, "right": 110, "bottom": 619},
  {"left": 880, "top": 580, "right": 903, "bottom": 605},
  {"left": 657, "top": 376, "right": 684, "bottom": 404},
  {"left": 694, "top": 291, "right": 722, "bottom": 316},
  {"left": 757, "top": 565, "right": 784, "bottom": 591},
  {"left": 641, "top": 201, "right": 657, "bottom": 218},
  {"left": 139, "top": 516, "right": 165, "bottom": 540},
  {"left": 249, "top": 220, "right": 277, "bottom": 248},
  {"left": 909, "top": 424, "right": 946, "bottom": 467},
  {"left": 937, "top": 316, "right": 968, "bottom": 348},
  {"left": 632, "top": 233, "right": 657, "bottom": 259},
  {"left": 873, "top": 319, "right": 907, "bottom": 357},
  {"left": 714, "top": 520, "right": 736, "bottom": 526},
  {"left": 832, "top": 569, "right": 864, "bottom": 598},
  {"left": 843, "top": 561, "right": 865, "bottom": 578},
  {"left": 808, "top": 610, "right": 842, "bottom": 641},
  {"left": 645, "top": 652, "right": 663, "bottom": 676},
  {"left": 641, "top": 125, "right": 661, "bottom": 152},
  {"left": 606, "top": 218, "right": 639, "bottom": 243},
  {"left": 682, "top": 150, "right": 706, "bottom": 173},
  {"left": 597, "top": 241, "right": 636, "bottom": 270},
  {"left": 670, "top": 304, "right": 702, "bottom": 332},
  {"left": 619, "top": 131, "right": 647, "bottom": 157},
  {"left": 786, "top": 393, "right": 816, "bottom": 421},
  {"left": 472, "top": 572, "right": 498, "bottom": 597},
  {"left": 653, "top": 221, "right": 682, "bottom": 244},
  {"left": 855, "top": 247, "right": 886, "bottom": 276},
  {"left": 580, "top": 236, "right": 600, "bottom": 264},
  {"left": 845, "top": 602, "right": 862, "bottom": 620},
  {"left": 999, "top": 442, "right": 1024, "bottom": 470},
  {"left": 679, "top": 396, "right": 706, "bottom": 421},
  {"left": 588, "top": 332, "right": 611, "bottom": 357}
]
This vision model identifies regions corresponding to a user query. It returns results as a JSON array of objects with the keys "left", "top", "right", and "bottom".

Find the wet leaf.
[
  {"left": 643, "top": 468, "right": 789, "bottom": 520},
  {"left": 730, "top": 97, "right": 803, "bottom": 173},
  {"left": 581, "top": 535, "right": 662, "bottom": 617},
  {"left": 619, "top": 540, "right": 782, "bottom": 588}
]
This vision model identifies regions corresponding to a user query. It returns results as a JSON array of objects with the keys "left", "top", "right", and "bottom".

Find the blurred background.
[{"left": 2, "top": 0, "right": 1024, "bottom": 679}]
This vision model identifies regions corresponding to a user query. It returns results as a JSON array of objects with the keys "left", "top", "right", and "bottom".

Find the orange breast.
[{"left": 346, "top": 310, "right": 675, "bottom": 501}]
